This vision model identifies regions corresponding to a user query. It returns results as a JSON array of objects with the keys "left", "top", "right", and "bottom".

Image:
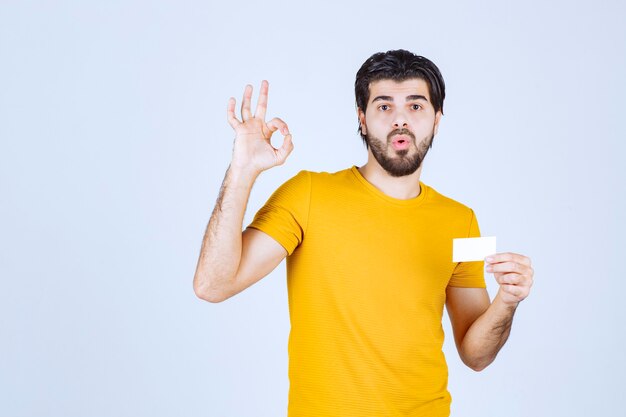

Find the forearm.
[
  {"left": 193, "top": 165, "right": 258, "bottom": 301},
  {"left": 459, "top": 292, "right": 518, "bottom": 371},
  {"left": 194, "top": 80, "right": 293, "bottom": 301}
]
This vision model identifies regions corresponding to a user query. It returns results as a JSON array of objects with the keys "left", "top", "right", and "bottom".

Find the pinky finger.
[{"left": 227, "top": 97, "right": 240, "bottom": 128}]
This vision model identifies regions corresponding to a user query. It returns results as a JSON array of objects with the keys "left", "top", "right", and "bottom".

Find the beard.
[{"left": 366, "top": 128, "right": 434, "bottom": 177}]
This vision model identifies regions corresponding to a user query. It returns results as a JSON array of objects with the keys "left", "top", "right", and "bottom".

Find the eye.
[
  {"left": 411, "top": 104, "right": 422, "bottom": 110},
  {"left": 379, "top": 104, "right": 390, "bottom": 111}
]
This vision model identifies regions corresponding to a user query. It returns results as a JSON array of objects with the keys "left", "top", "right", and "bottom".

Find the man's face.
[{"left": 358, "top": 78, "right": 442, "bottom": 177}]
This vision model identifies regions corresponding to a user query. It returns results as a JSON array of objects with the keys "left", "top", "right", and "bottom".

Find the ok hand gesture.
[{"left": 227, "top": 80, "right": 294, "bottom": 176}]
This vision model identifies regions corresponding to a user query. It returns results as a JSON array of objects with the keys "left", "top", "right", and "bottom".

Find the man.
[{"left": 194, "top": 50, "right": 534, "bottom": 416}]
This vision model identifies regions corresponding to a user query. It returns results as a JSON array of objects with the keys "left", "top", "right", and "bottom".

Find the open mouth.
[{"left": 391, "top": 135, "right": 411, "bottom": 151}]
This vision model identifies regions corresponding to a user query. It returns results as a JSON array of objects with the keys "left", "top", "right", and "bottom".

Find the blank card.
[{"left": 452, "top": 236, "right": 497, "bottom": 262}]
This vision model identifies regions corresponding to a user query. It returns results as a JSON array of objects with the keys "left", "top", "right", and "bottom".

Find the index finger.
[
  {"left": 485, "top": 252, "right": 532, "bottom": 266},
  {"left": 254, "top": 80, "right": 269, "bottom": 120}
]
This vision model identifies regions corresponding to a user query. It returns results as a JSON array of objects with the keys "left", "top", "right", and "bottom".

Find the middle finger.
[
  {"left": 241, "top": 84, "right": 253, "bottom": 121},
  {"left": 254, "top": 80, "right": 269, "bottom": 120}
]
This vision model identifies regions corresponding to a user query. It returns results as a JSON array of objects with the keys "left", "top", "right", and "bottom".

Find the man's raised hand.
[{"left": 227, "top": 80, "right": 293, "bottom": 176}]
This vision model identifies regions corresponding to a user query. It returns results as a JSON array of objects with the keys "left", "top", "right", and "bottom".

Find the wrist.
[
  {"left": 493, "top": 291, "right": 519, "bottom": 312},
  {"left": 227, "top": 162, "right": 261, "bottom": 184}
]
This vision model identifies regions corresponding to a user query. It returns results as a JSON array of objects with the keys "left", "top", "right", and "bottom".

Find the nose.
[{"left": 393, "top": 110, "right": 408, "bottom": 128}]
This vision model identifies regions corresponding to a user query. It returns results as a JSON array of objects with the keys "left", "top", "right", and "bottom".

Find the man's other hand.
[{"left": 485, "top": 252, "right": 534, "bottom": 307}]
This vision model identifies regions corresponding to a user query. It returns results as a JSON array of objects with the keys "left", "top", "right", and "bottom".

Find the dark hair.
[{"left": 355, "top": 50, "right": 446, "bottom": 146}]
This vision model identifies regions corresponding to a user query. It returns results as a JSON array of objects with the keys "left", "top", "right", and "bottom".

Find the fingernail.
[{"left": 485, "top": 256, "right": 493, "bottom": 262}]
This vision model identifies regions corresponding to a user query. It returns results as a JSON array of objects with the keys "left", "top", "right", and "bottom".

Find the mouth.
[{"left": 391, "top": 135, "right": 411, "bottom": 151}]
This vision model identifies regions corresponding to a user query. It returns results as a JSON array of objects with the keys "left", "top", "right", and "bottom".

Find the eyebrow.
[{"left": 371, "top": 94, "right": 429, "bottom": 103}]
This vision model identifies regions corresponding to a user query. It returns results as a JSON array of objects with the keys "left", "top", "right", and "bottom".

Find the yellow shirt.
[{"left": 249, "top": 167, "right": 485, "bottom": 417}]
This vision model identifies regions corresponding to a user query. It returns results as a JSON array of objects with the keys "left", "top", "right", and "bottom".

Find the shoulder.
[
  {"left": 304, "top": 167, "right": 353, "bottom": 180},
  {"left": 285, "top": 167, "right": 354, "bottom": 188},
  {"left": 423, "top": 183, "right": 477, "bottom": 221},
  {"left": 268, "top": 168, "right": 351, "bottom": 203},
  {"left": 421, "top": 184, "right": 482, "bottom": 237}
]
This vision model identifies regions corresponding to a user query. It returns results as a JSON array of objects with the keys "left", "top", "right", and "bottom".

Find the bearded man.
[{"left": 193, "top": 49, "right": 534, "bottom": 417}]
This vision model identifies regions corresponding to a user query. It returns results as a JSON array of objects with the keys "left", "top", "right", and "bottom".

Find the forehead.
[{"left": 368, "top": 78, "right": 431, "bottom": 102}]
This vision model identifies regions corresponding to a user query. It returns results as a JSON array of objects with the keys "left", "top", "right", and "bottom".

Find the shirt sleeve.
[
  {"left": 247, "top": 170, "right": 311, "bottom": 255},
  {"left": 448, "top": 209, "right": 487, "bottom": 288}
]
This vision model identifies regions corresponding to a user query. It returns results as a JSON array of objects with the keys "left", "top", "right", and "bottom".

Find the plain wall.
[{"left": 1, "top": 0, "right": 625, "bottom": 416}]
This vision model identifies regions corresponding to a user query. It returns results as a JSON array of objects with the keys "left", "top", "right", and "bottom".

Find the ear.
[
  {"left": 357, "top": 108, "right": 367, "bottom": 135},
  {"left": 433, "top": 111, "right": 443, "bottom": 136}
]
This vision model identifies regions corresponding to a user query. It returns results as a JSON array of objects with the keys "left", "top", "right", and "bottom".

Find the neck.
[{"left": 358, "top": 157, "right": 424, "bottom": 200}]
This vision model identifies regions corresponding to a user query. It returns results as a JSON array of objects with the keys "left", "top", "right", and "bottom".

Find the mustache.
[{"left": 387, "top": 128, "right": 416, "bottom": 142}]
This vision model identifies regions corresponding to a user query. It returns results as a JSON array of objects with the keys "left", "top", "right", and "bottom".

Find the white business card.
[{"left": 452, "top": 236, "right": 497, "bottom": 262}]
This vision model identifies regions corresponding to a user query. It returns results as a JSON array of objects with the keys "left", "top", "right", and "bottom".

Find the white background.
[{"left": 1, "top": 1, "right": 625, "bottom": 416}]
